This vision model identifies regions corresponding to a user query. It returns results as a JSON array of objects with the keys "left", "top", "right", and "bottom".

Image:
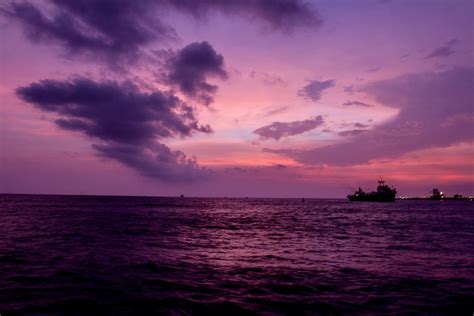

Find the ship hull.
[{"left": 348, "top": 193, "right": 396, "bottom": 202}]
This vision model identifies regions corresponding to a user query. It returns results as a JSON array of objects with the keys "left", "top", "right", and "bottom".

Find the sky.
[{"left": 0, "top": 0, "right": 473, "bottom": 198}]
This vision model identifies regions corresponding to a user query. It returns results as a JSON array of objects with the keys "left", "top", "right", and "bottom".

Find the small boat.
[{"left": 348, "top": 178, "right": 397, "bottom": 202}]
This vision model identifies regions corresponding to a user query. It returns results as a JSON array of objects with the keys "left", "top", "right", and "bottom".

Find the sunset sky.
[{"left": 1, "top": 0, "right": 473, "bottom": 197}]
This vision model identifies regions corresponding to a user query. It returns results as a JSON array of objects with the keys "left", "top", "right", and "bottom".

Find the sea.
[{"left": 0, "top": 194, "right": 473, "bottom": 315}]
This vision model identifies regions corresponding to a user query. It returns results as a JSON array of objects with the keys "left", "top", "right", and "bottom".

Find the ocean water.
[{"left": 0, "top": 194, "right": 473, "bottom": 315}]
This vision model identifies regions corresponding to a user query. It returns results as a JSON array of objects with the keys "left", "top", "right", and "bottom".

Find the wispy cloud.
[
  {"left": 342, "top": 101, "right": 373, "bottom": 107},
  {"left": 367, "top": 67, "right": 382, "bottom": 73},
  {"left": 354, "top": 123, "right": 369, "bottom": 128},
  {"left": 298, "top": 80, "right": 335, "bottom": 102},
  {"left": 344, "top": 85, "right": 354, "bottom": 94},
  {"left": 253, "top": 116, "right": 324, "bottom": 140},
  {"left": 338, "top": 129, "right": 368, "bottom": 137},
  {"left": 425, "top": 38, "right": 459, "bottom": 59},
  {"left": 249, "top": 71, "right": 287, "bottom": 86},
  {"left": 257, "top": 105, "right": 291, "bottom": 118}
]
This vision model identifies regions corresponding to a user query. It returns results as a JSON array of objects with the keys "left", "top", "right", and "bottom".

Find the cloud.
[
  {"left": 425, "top": 38, "right": 458, "bottom": 59},
  {"left": 253, "top": 116, "right": 324, "bottom": 140},
  {"left": 162, "top": 41, "right": 228, "bottom": 105},
  {"left": 338, "top": 129, "right": 368, "bottom": 137},
  {"left": 267, "top": 67, "right": 474, "bottom": 165},
  {"left": 167, "top": 0, "right": 322, "bottom": 33},
  {"left": 367, "top": 67, "right": 382, "bottom": 73},
  {"left": 298, "top": 80, "right": 335, "bottom": 102},
  {"left": 3, "top": 0, "right": 175, "bottom": 68},
  {"left": 342, "top": 101, "right": 373, "bottom": 107},
  {"left": 343, "top": 85, "right": 354, "bottom": 94},
  {"left": 16, "top": 77, "right": 212, "bottom": 182},
  {"left": 249, "top": 71, "right": 287, "bottom": 86},
  {"left": 4, "top": 0, "right": 321, "bottom": 67},
  {"left": 256, "top": 105, "right": 291, "bottom": 118},
  {"left": 354, "top": 122, "right": 369, "bottom": 128}
]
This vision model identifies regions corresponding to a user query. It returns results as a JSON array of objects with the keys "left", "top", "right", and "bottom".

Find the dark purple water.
[{"left": 1, "top": 194, "right": 473, "bottom": 315}]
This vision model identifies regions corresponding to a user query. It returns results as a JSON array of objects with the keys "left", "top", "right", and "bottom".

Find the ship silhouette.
[{"left": 348, "top": 178, "right": 397, "bottom": 202}]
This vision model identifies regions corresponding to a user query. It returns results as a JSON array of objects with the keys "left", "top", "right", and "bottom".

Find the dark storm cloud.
[
  {"left": 267, "top": 67, "right": 474, "bottom": 165},
  {"left": 4, "top": 0, "right": 321, "bottom": 66},
  {"left": 16, "top": 77, "right": 212, "bottom": 181},
  {"left": 342, "top": 101, "right": 373, "bottom": 107},
  {"left": 253, "top": 116, "right": 324, "bottom": 140},
  {"left": 425, "top": 38, "right": 458, "bottom": 59},
  {"left": 298, "top": 80, "right": 335, "bottom": 102},
  {"left": 162, "top": 41, "right": 228, "bottom": 105}
]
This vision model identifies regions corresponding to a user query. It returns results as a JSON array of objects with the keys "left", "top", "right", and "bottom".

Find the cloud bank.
[{"left": 268, "top": 67, "right": 474, "bottom": 165}]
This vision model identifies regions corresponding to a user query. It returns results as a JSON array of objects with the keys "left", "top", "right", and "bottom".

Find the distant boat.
[
  {"left": 427, "top": 189, "right": 471, "bottom": 201},
  {"left": 398, "top": 189, "right": 472, "bottom": 201},
  {"left": 430, "top": 188, "right": 444, "bottom": 200},
  {"left": 348, "top": 178, "right": 397, "bottom": 202}
]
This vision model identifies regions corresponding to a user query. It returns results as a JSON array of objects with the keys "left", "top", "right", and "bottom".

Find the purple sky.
[{"left": 1, "top": 0, "right": 473, "bottom": 197}]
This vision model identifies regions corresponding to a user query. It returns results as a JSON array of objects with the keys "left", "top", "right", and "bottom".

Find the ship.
[
  {"left": 397, "top": 188, "right": 472, "bottom": 201},
  {"left": 348, "top": 178, "right": 397, "bottom": 202}
]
